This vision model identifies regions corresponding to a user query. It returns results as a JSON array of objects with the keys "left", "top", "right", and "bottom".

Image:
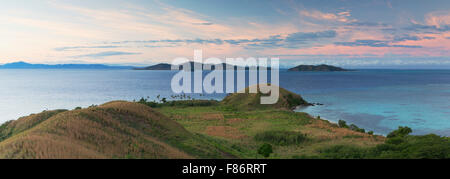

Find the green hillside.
[
  {"left": 0, "top": 87, "right": 448, "bottom": 159},
  {"left": 221, "top": 85, "right": 310, "bottom": 110},
  {"left": 0, "top": 101, "right": 235, "bottom": 159}
]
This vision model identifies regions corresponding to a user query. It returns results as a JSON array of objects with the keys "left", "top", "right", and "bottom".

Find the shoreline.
[{"left": 293, "top": 105, "right": 387, "bottom": 136}]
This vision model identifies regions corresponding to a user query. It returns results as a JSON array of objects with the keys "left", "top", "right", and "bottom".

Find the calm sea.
[{"left": 0, "top": 69, "right": 449, "bottom": 136}]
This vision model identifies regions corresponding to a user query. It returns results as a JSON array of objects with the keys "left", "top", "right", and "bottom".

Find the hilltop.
[
  {"left": 221, "top": 85, "right": 310, "bottom": 110},
  {"left": 288, "top": 64, "right": 352, "bottom": 72},
  {"left": 0, "top": 101, "right": 234, "bottom": 159},
  {"left": 0, "top": 87, "right": 448, "bottom": 159}
]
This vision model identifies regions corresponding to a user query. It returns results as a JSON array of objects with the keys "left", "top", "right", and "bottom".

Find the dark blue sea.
[{"left": 0, "top": 69, "right": 449, "bottom": 136}]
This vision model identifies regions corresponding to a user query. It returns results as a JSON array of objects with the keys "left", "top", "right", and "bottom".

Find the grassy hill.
[
  {"left": 221, "top": 85, "right": 310, "bottom": 110},
  {"left": 0, "top": 87, "right": 448, "bottom": 159},
  {"left": 0, "top": 101, "right": 236, "bottom": 159}
]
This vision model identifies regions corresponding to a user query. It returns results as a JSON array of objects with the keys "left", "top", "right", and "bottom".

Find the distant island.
[
  {"left": 134, "top": 63, "right": 171, "bottom": 70},
  {"left": 134, "top": 62, "right": 271, "bottom": 71},
  {"left": 288, "top": 64, "right": 352, "bottom": 72},
  {"left": 136, "top": 63, "right": 352, "bottom": 72},
  {"left": 0, "top": 61, "right": 133, "bottom": 69}
]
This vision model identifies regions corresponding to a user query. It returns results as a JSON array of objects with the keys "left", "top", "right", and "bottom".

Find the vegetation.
[
  {"left": 337, "top": 120, "right": 368, "bottom": 133},
  {"left": 137, "top": 97, "right": 218, "bottom": 108},
  {"left": 318, "top": 127, "right": 450, "bottom": 159},
  {"left": 349, "top": 124, "right": 365, "bottom": 133},
  {"left": 254, "top": 131, "right": 308, "bottom": 146},
  {"left": 258, "top": 143, "right": 273, "bottom": 158},
  {"left": 0, "top": 87, "right": 447, "bottom": 159},
  {"left": 338, "top": 120, "right": 348, "bottom": 128},
  {"left": 0, "top": 102, "right": 235, "bottom": 159},
  {"left": 0, "top": 109, "right": 67, "bottom": 142},
  {"left": 221, "top": 85, "right": 310, "bottom": 110},
  {"left": 387, "top": 126, "right": 412, "bottom": 138}
]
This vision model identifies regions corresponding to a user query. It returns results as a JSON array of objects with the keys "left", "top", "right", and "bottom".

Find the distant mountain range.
[
  {"left": 1, "top": 62, "right": 352, "bottom": 72},
  {"left": 0, "top": 62, "right": 133, "bottom": 69},
  {"left": 288, "top": 64, "right": 353, "bottom": 72}
]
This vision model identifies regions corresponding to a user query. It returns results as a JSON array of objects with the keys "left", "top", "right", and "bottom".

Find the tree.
[
  {"left": 338, "top": 120, "right": 348, "bottom": 128},
  {"left": 387, "top": 126, "right": 412, "bottom": 138},
  {"left": 258, "top": 143, "right": 273, "bottom": 158}
]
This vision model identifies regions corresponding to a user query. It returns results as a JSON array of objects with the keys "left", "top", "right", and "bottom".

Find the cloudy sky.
[{"left": 1, "top": 0, "right": 450, "bottom": 67}]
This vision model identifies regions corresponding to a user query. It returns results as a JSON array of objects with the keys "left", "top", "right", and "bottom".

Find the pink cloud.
[
  {"left": 425, "top": 11, "right": 450, "bottom": 28},
  {"left": 300, "top": 10, "right": 356, "bottom": 23}
]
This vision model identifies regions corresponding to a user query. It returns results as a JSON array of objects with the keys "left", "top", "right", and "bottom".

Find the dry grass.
[
  {"left": 201, "top": 113, "right": 224, "bottom": 121},
  {"left": 0, "top": 95, "right": 387, "bottom": 159},
  {"left": 0, "top": 101, "right": 198, "bottom": 159},
  {"left": 305, "top": 120, "right": 385, "bottom": 142},
  {"left": 205, "top": 126, "right": 247, "bottom": 139},
  {"left": 221, "top": 85, "right": 309, "bottom": 110},
  {"left": 157, "top": 104, "right": 386, "bottom": 158},
  {"left": 225, "top": 118, "right": 248, "bottom": 124}
]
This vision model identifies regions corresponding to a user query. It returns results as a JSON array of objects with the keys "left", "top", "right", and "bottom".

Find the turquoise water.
[
  {"left": 288, "top": 70, "right": 450, "bottom": 136},
  {"left": 0, "top": 69, "right": 449, "bottom": 136}
]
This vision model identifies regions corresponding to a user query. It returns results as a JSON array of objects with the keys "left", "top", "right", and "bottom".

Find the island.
[
  {"left": 133, "top": 63, "right": 172, "bottom": 70},
  {"left": 134, "top": 62, "right": 271, "bottom": 71},
  {"left": 0, "top": 85, "right": 448, "bottom": 159},
  {"left": 288, "top": 64, "right": 353, "bottom": 72}
]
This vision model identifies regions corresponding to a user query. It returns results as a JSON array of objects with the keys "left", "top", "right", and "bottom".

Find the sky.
[{"left": 1, "top": 0, "right": 450, "bottom": 68}]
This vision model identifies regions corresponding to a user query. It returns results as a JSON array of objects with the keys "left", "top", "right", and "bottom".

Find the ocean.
[{"left": 0, "top": 69, "right": 449, "bottom": 136}]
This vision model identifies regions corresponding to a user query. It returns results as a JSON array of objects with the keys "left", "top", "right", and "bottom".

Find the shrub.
[
  {"left": 343, "top": 135, "right": 363, "bottom": 139},
  {"left": 138, "top": 97, "right": 218, "bottom": 108},
  {"left": 318, "top": 127, "right": 450, "bottom": 159},
  {"left": 319, "top": 145, "right": 368, "bottom": 159},
  {"left": 368, "top": 131, "right": 374, "bottom": 135},
  {"left": 347, "top": 124, "right": 365, "bottom": 133},
  {"left": 160, "top": 98, "right": 167, "bottom": 103},
  {"left": 338, "top": 120, "right": 348, "bottom": 128},
  {"left": 387, "top": 126, "right": 412, "bottom": 138},
  {"left": 286, "top": 94, "right": 306, "bottom": 107},
  {"left": 258, "top": 143, "right": 273, "bottom": 158},
  {"left": 254, "top": 131, "right": 308, "bottom": 146}
]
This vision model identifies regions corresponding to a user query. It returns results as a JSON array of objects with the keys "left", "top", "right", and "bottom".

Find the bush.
[
  {"left": 254, "top": 131, "right": 308, "bottom": 146},
  {"left": 137, "top": 97, "right": 218, "bottom": 108},
  {"left": 258, "top": 143, "right": 273, "bottom": 158},
  {"left": 387, "top": 126, "right": 412, "bottom": 138},
  {"left": 338, "top": 120, "right": 348, "bottom": 128},
  {"left": 286, "top": 94, "right": 307, "bottom": 107},
  {"left": 349, "top": 124, "right": 365, "bottom": 133},
  {"left": 338, "top": 120, "right": 366, "bottom": 133},
  {"left": 318, "top": 127, "right": 450, "bottom": 159},
  {"left": 319, "top": 145, "right": 368, "bottom": 159}
]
